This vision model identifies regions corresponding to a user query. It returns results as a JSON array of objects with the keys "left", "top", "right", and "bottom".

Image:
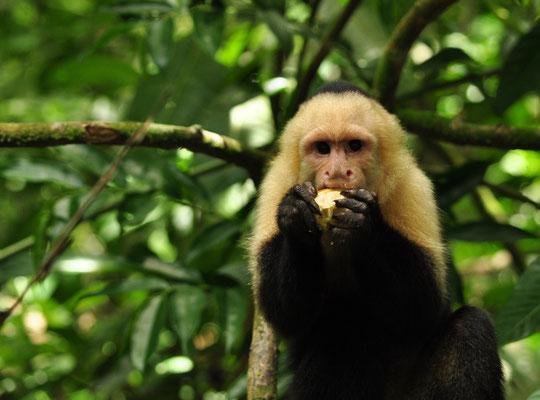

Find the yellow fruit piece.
[{"left": 314, "top": 189, "right": 346, "bottom": 230}]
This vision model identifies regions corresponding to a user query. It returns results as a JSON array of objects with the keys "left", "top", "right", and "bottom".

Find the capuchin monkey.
[{"left": 248, "top": 82, "right": 504, "bottom": 400}]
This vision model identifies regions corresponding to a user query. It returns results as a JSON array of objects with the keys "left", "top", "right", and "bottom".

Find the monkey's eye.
[
  {"left": 315, "top": 141, "right": 331, "bottom": 155},
  {"left": 348, "top": 140, "right": 364, "bottom": 152}
]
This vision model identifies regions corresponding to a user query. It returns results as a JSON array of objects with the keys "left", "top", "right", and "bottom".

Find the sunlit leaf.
[
  {"left": 447, "top": 222, "right": 535, "bottom": 242},
  {"left": 495, "top": 262, "right": 540, "bottom": 345},
  {"left": 170, "top": 285, "right": 207, "bottom": 352},
  {"left": 495, "top": 21, "right": 540, "bottom": 113},
  {"left": 131, "top": 294, "right": 167, "bottom": 371}
]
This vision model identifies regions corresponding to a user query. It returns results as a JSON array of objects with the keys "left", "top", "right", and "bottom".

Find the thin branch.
[
  {"left": 295, "top": 0, "right": 323, "bottom": 82},
  {"left": 397, "top": 69, "right": 500, "bottom": 102},
  {"left": 0, "top": 92, "right": 170, "bottom": 327},
  {"left": 0, "top": 121, "right": 267, "bottom": 185},
  {"left": 482, "top": 181, "right": 540, "bottom": 209},
  {"left": 398, "top": 109, "right": 540, "bottom": 150},
  {"left": 373, "top": 0, "right": 459, "bottom": 108},
  {"left": 286, "top": 0, "right": 364, "bottom": 119}
]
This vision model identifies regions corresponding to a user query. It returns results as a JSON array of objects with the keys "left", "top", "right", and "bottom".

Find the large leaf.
[
  {"left": 130, "top": 294, "right": 167, "bottom": 372},
  {"left": 1, "top": 159, "right": 84, "bottom": 187},
  {"left": 0, "top": 251, "right": 34, "bottom": 285},
  {"left": 126, "top": 37, "right": 255, "bottom": 134},
  {"left": 170, "top": 285, "right": 207, "bottom": 352},
  {"left": 185, "top": 220, "right": 242, "bottom": 265},
  {"left": 435, "top": 161, "right": 490, "bottom": 209},
  {"left": 148, "top": 17, "right": 173, "bottom": 70},
  {"left": 495, "top": 262, "right": 540, "bottom": 345},
  {"left": 447, "top": 222, "right": 535, "bottom": 242},
  {"left": 79, "top": 278, "right": 170, "bottom": 300},
  {"left": 217, "top": 287, "right": 249, "bottom": 353},
  {"left": 495, "top": 22, "right": 540, "bottom": 113},
  {"left": 142, "top": 258, "right": 202, "bottom": 283}
]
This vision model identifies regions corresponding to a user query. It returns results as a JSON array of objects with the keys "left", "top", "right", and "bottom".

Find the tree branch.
[
  {"left": 247, "top": 307, "right": 279, "bottom": 400},
  {"left": 398, "top": 110, "right": 540, "bottom": 150},
  {"left": 373, "top": 0, "right": 459, "bottom": 108},
  {"left": 286, "top": 0, "right": 364, "bottom": 119},
  {"left": 0, "top": 121, "right": 267, "bottom": 185}
]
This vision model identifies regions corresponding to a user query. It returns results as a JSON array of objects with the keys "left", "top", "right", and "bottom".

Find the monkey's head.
[{"left": 280, "top": 82, "right": 406, "bottom": 196}]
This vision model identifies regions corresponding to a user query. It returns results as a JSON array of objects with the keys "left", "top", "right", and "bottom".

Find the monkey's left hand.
[{"left": 330, "top": 189, "right": 382, "bottom": 234}]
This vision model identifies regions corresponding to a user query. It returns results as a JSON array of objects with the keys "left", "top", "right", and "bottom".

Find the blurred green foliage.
[{"left": 0, "top": 0, "right": 539, "bottom": 399}]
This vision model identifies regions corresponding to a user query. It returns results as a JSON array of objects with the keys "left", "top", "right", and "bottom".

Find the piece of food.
[{"left": 314, "top": 188, "right": 346, "bottom": 229}]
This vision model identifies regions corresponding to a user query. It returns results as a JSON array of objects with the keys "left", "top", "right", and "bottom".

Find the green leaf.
[
  {"left": 1, "top": 159, "right": 84, "bottom": 187},
  {"left": 130, "top": 294, "right": 167, "bottom": 372},
  {"left": 0, "top": 251, "right": 34, "bottom": 285},
  {"left": 79, "top": 278, "right": 170, "bottom": 300},
  {"left": 495, "top": 21, "right": 540, "bottom": 113},
  {"left": 526, "top": 389, "right": 540, "bottom": 400},
  {"left": 435, "top": 161, "right": 490, "bottom": 209},
  {"left": 170, "top": 285, "right": 207, "bottom": 352},
  {"left": 447, "top": 222, "right": 536, "bottom": 242},
  {"left": 217, "top": 287, "right": 248, "bottom": 353},
  {"left": 118, "top": 193, "right": 160, "bottom": 229},
  {"left": 32, "top": 201, "right": 53, "bottom": 269},
  {"left": 142, "top": 258, "right": 202, "bottom": 283},
  {"left": 56, "top": 145, "right": 126, "bottom": 185},
  {"left": 495, "top": 262, "right": 540, "bottom": 345},
  {"left": 148, "top": 17, "right": 174, "bottom": 70},
  {"left": 258, "top": 10, "right": 294, "bottom": 53},
  {"left": 185, "top": 220, "right": 242, "bottom": 265}
]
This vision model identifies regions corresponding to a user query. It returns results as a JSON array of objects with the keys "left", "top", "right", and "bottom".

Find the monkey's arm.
[
  {"left": 256, "top": 183, "right": 325, "bottom": 338},
  {"left": 333, "top": 189, "right": 447, "bottom": 334}
]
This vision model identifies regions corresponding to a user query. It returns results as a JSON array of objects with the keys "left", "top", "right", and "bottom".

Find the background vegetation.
[{"left": 0, "top": 0, "right": 539, "bottom": 399}]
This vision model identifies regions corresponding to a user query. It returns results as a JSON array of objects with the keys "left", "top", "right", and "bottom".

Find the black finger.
[
  {"left": 299, "top": 200, "right": 319, "bottom": 234},
  {"left": 293, "top": 184, "right": 321, "bottom": 215},
  {"left": 341, "top": 189, "right": 377, "bottom": 204},
  {"left": 334, "top": 198, "right": 368, "bottom": 214}
]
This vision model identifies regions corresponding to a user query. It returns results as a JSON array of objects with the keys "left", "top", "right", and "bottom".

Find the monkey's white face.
[{"left": 299, "top": 124, "right": 378, "bottom": 191}]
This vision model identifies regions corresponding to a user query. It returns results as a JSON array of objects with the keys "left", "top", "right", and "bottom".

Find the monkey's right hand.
[{"left": 277, "top": 182, "right": 322, "bottom": 246}]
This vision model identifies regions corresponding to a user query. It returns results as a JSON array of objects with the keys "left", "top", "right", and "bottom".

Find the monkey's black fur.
[
  {"left": 257, "top": 183, "right": 504, "bottom": 400},
  {"left": 309, "top": 81, "right": 375, "bottom": 101}
]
